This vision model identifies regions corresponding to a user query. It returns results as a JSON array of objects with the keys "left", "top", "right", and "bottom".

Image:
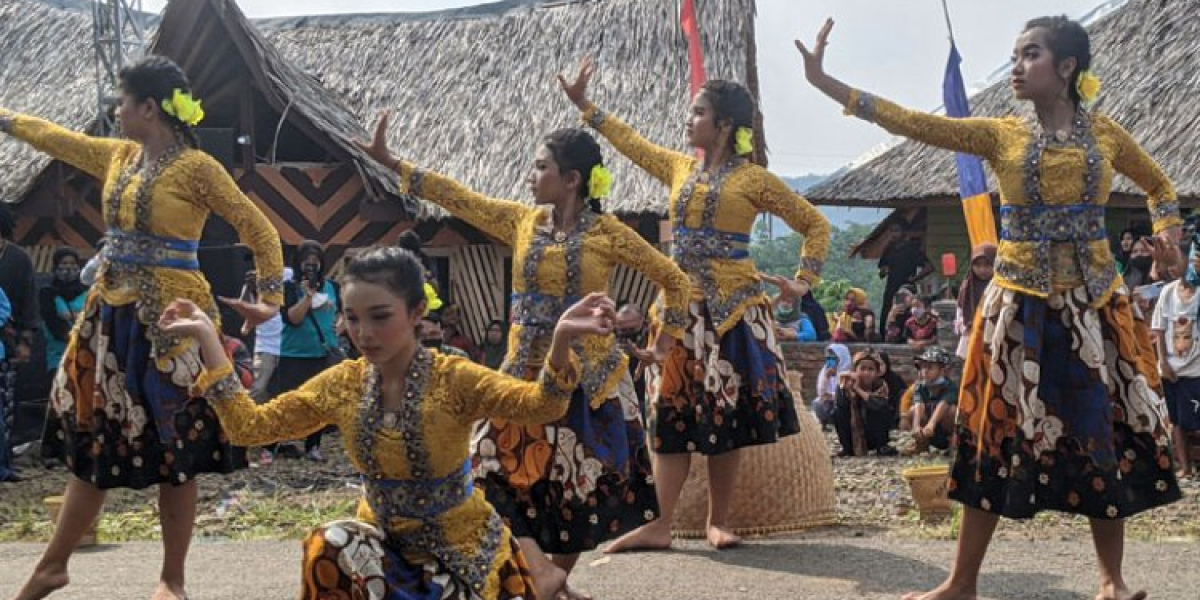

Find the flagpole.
[{"left": 940, "top": 0, "right": 956, "bottom": 45}]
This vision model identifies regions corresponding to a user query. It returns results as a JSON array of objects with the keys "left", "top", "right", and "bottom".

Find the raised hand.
[
  {"left": 219, "top": 297, "right": 278, "bottom": 328},
  {"left": 555, "top": 292, "right": 616, "bottom": 339},
  {"left": 354, "top": 111, "right": 399, "bottom": 170},
  {"left": 794, "top": 18, "right": 834, "bottom": 84},
  {"left": 158, "top": 299, "right": 219, "bottom": 340},
  {"left": 761, "top": 273, "right": 810, "bottom": 300},
  {"left": 557, "top": 56, "right": 595, "bottom": 110}
]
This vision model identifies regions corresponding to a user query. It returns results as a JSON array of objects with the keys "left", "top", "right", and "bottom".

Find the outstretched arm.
[
  {"left": 795, "top": 19, "right": 1003, "bottom": 159},
  {"left": 159, "top": 300, "right": 344, "bottom": 447},
  {"left": 448, "top": 293, "right": 614, "bottom": 424},
  {"left": 356, "top": 112, "right": 530, "bottom": 244},
  {"left": 559, "top": 58, "right": 694, "bottom": 185},
  {"left": 0, "top": 109, "right": 131, "bottom": 180},
  {"left": 754, "top": 171, "right": 831, "bottom": 284},
  {"left": 602, "top": 219, "right": 691, "bottom": 340},
  {"left": 1104, "top": 117, "right": 1181, "bottom": 238}
]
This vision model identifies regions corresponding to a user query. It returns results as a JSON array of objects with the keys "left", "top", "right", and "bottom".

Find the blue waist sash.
[
  {"left": 672, "top": 226, "right": 751, "bottom": 261},
  {"left": 510, "top": 292, "right": 578, "bottom": 328},
  {"left": 364, "top": 460, "right": 474, "bottom": 521},
  {"left": 998, "top": 205, "right": 1106, "bottom": 243},
  {"left": 103, "top": 228, "right": 200, "bottom": 270}
]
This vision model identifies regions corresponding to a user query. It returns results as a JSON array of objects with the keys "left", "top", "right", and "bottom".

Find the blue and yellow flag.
[{"left": 943, "top": 43, "right": 997, "bottom": 247}]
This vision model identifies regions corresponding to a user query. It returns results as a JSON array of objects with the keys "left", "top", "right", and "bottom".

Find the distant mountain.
[{"left": 761, "top": 174, "right": 889, "bottom": 235}]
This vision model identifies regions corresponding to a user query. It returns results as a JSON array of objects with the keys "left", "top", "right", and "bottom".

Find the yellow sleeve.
[
  {"left": 601, "top": 217, "right": 690, "bottom": 339},
  {"left": 1103, "top": 117, "right": 1180, "bottom": 234},
  {"left": 581, "top": 104, "right": 694, "bottom": 186},
  {"left": 3, "top": 111, "right": 131, "bottom": 180},
  {"left": 843, "top": 89, "right": 1004, "bottom": 160},
  {"left": 398, "top": 161, "right": 532, "bottom": 245},
  {"left": 753, "top": 170, "right": 831, "bottom": 284},
  {"left": 194, "top": 361, "right": 354, "bottom": 447},
  {"left": 444, "top": 352, "right": 580, "bottom": 425},
  {"left": 190, "top": 156, "right": 285, "bottom": 305}
]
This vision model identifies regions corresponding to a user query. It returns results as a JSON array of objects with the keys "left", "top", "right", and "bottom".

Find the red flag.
[{"left": 681, "top": 0, "right": 706, "bottom": 97}]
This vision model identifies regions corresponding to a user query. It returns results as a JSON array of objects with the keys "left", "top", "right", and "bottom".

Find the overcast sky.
[{"left": 142, "top": 0, "right": 1107, "bottom": 177}]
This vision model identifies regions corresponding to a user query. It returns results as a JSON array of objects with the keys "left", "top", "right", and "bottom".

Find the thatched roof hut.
[
  {"left": 806, "top": 0, "right": 1200, "bottom": 209},
  {"left": 259, "top": 0, "right": 761, "bottom": 218},
  {"left": 0, "top": 1, "right": 95, "bottom": 206}
]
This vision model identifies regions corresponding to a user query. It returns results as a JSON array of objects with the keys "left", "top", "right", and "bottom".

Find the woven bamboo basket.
[
  {"left": 672, "top": 372, "right": 837, "bottom": 538},
  {"left": 44, "top": 496, "right": 99, "bottom": 547},
  {"left": 901, "top": 464, "right": 952, "bottom": 519}
]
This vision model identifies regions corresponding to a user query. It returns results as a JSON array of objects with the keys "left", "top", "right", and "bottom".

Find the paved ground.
[{"left": 1, "top": 535, "right": 1196, "bottom": 599}]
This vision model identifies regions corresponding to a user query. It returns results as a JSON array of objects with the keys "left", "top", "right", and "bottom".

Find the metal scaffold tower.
[{"left": 93, "top": 0, "right": 148, "bottom": 135}]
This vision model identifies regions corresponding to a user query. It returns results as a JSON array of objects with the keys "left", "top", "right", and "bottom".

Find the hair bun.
[{"left": 396, "top": 230, "right": 424, "bottom": 254}]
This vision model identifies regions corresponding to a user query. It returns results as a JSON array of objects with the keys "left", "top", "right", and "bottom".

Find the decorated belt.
[
  {"left": 672, "top": 226, "right": 751, "bottom": 261},
  {"left": 999, "top": 205, "right": 1107, "bottom": 243},
  {"left": 364, "top": 460, "right": 474, "bottom": 521},
  {"left": 510, "top": 292, "right": 577, "bottom": 328},
  {"left": 103, "top": 228, "right": 200, "bottom": 270}
]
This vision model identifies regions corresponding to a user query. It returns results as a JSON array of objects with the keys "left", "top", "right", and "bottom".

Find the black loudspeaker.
[
  {"left": 195, "top": 128, "right": 235, "bottom": 170},
  {"left": 198, "top": 244, "right": 255, "bottom": 339}
]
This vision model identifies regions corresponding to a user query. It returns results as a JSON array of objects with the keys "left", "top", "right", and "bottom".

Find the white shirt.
[
  {"left": 254, "top": 267, "right": 292, "bottom": 356},
  {"left": 1151, "top": 280, "right": 1200, "bottom": 378}
]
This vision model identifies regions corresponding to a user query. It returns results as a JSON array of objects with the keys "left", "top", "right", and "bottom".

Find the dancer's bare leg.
[
  {"left": 10, "top": 476, "right": 106, "bottom": 600},
  {"left": 152, "top": 481, "right": 196, "bottom": 600},
  {"left": 1090, "top": 518, "right": 1146, "bottom": 600},
  {"left": 705, "top": 450, "right": 742, "bottom": 549},
  {"left": 519, "top": 537, "right": 567, "bottom": 600},
  {"left": 550, "top": 554, "right": 593, "bottom": 600},
  {"left": 901, "top": 506, "right": 1000, "bottom": 600},
  {"left": 604, "top": 452, "right": 690, "bottom": 553}
]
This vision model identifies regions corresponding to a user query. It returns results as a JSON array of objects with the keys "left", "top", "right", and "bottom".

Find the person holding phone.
[{"left": 273, "top": 241, "right": 340, "bottom": 462}]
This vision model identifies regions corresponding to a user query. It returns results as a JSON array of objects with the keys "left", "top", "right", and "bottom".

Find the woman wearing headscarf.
[{"left": 955, "top": 243, "right": 997, "bottom": 358}]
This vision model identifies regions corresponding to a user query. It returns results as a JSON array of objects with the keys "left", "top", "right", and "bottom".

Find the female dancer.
[
  {"left": 798, "top": 16, "right": 1181, "bottom": 600},
  {"left": 162, "top": 247, "right": 613, "bottom": 600},
  {"left": 559, "top": 59, "right": 831, "bottom": 551},
  {"left": 3, "top": 56, "right": 282, "bottom": 600},
  {"left": 357, "top": 118, "right": 691, "bottom": 598}
]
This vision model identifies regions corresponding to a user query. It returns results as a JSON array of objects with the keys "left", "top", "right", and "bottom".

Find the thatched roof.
[
  {"left": 806, "top": 0, "right": 1200, "bottom": 208},
  {"left": 151, "top": 0, "right": 401, "bottom": 206},
  {"left": 1, "top": 0, "right": 759, "bottom": 220},
  {"left": 0, "top": 0, "right": 95, "bottom": 203},
  {"left": 260, "top": 0, "right": 760, "bottom": 217}
]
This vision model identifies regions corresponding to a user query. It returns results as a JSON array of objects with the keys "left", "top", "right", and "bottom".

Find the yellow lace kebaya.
[
  {"left": 581, "top": 105, "right": 831, "bottom": 335},
  {"left": 0, "top": 109, "right": 284, "bottom": 364},
  {"left": 396, "top": 162, "right": 691, "bottom": 407},
  {"left": 842, "top": 89, "right": 1179, "bottom": 306},
  {"left": 196, "top": 351, "right": 579, "bottom": 599}
]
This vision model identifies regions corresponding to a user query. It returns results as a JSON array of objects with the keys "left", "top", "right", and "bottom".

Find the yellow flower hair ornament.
[
  {"left": 160, "top": 89, "right": 205, "bottom": 127},
  {"left": 588, "top": 164, "right": 613, "bottom": 199},
  {"left": 1075, "top": 70, "right": 1101, "bottom": 106},
  {"left": 423, "top": 282, "right": 444, "bottom": 312},
  {"left": 734, "top": 126, "right": 754, "bottom": 155}
]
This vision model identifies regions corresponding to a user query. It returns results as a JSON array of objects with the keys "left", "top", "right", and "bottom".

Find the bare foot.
[
  {"left": 900, "top": 581, "right": 977, "bottom": 600},
  {"left": 529, "top": 560, "right": 567, "bottom": 600},
  {"left": 706, "top": 525, "right": 741, "bottom": 550},
  {"left": 11, "top": 567, "right": 69, "bottom": 600},
  {"left": 563, "top": 584, "right": 594, "bottom": 600},
  {"left": 150, "top": 581, "right": 187, "bottom": 600},
  {"left": 1095, "top": 582, "right": 1147, "bottom": 600},
  {"left": 603, "top": 521, "right": 673, "bottom": 553}
]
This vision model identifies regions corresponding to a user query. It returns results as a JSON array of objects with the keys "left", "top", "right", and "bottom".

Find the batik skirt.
[
  {"left": 301, "top": 520, "right": 535, "bottom": 600},
  {"left": 950, "top": 284, "right": 1181, "bottom": 519},
  {"left": 42, "top": 298, "right": 243, "bottom": 489},
  {"left": 473, "top": 369, "right": 658, "bottom": 554},
  {"left": 647, "top": 301, "right": 799, "bottom": 456}
]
